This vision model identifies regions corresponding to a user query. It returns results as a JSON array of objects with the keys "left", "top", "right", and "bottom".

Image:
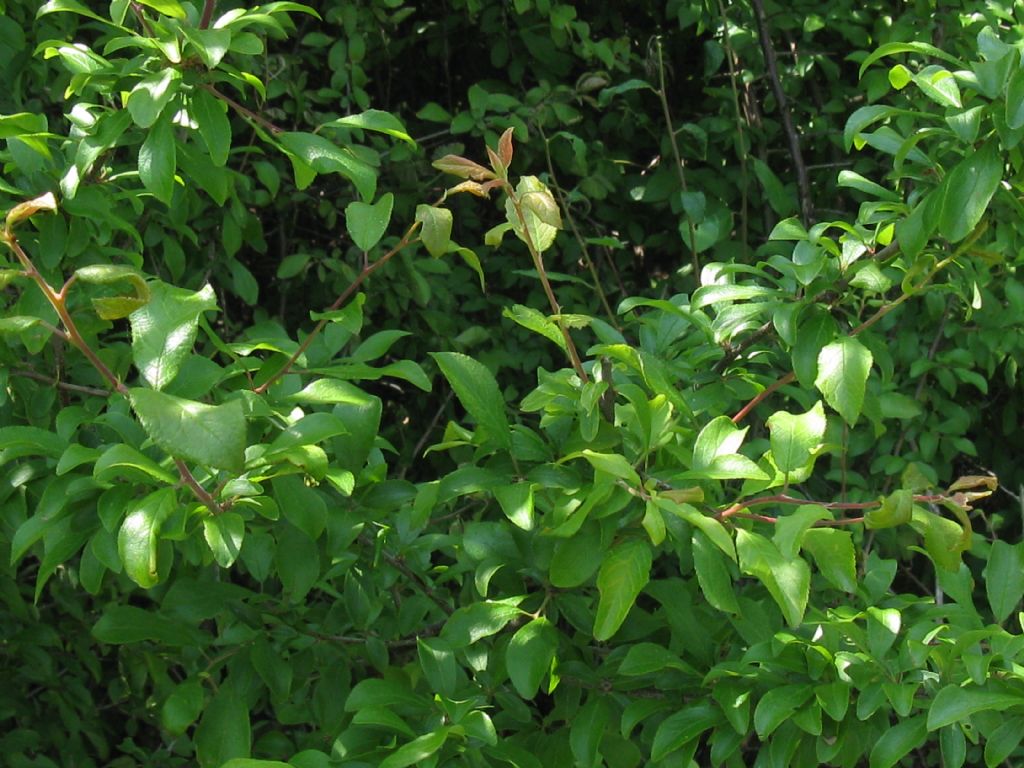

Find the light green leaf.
[
  {"left": 442, "top": 598, "right": 523, "bottom": 647},
  {"left": 202, "top": 512, "right": 244, "bottom": 568},
  {"left": 494, "top": 482, "right": 534, "bottom": 530},
  {"left": 136, "top": 0, "right": 186, "bottom": 18},
  {"left": 323, "top": 109, "right": 415, "bottom": 145},
  {"left": 594, "top": 539, "right": 652, "bottom": 641},
  {"left": 985, "top": 540, "right": 1024, "bottom": 622},
  {"left": 507, "top": 618, "right": 557, "bottom": 699},
  {"left": 415, "top": 204, "right": 452, "bottom": 257},
  {"left": 866, "top": 489, "right": 913, "bottom": 529},
  {"left": 129, "top": 388, "right": 245, "bottom": 472},
  {"left": 692, "top": 415, "right": 748, "bottom": 471},
  {"left": 127, "top": 68, "right": 180, "bottom": 128},
  {"left": 346, "top": 193, "right": 394, "bottom": 252},
  {"left": 131, "top": 282, "right": 217, "bottom": 390},
  {"left": 431, "top": 351, "right": 510, "bottom": 449},
  {"left": 502, "top": 303, "right": 566, "bottom": 351},
  {"left": 118, "top": 488, "right": 176, "bottom": 588},
  {"left": 506, "top": 176, "right": 559, "bottom": 253},
  {"left": 802, "top": 528, "right": 857, "bottom": 592},
  {"left": 578, "top": 449, "right": 640, "bottom": 485},
  {"left": 380, "top": 730, "right": 448, "bottom": 768},
  {"left": 417, "top": 637, "right": 456, "bottom": 698},
  {"left": 938, "top": 142, "right": 1002, "bottom": 243},
  {"left": 767, "top": 401, "right": 826, "bottom": 473},
  {"left": 927, "top": 685, "right": 1024, "bottom": 729},
  {"left": 815, "top": 336, "right": 873, "bottom": 425},
  {"left": 94, "top": 443, "right": 177, "bottom": 485},
  {"left": 774, "top": 504, "right": 830, "bottom": 560},
  {"left": 190, "top": 88, "right": 231, "bottom": 166},
  {"left": 737, "top": 529, "right": 810, "bottom": 627},
  {"left": 221, "top": 761, "right": 293, "bottom": 768},
  {"left": 182, "top": 26, "right": 232, "bottom": 69},
  {"left": 858, "top": 41, "right": 965, "bottom": 77},
  {"left": 139, "top": 111, "right": 176, "bottom": 204}
]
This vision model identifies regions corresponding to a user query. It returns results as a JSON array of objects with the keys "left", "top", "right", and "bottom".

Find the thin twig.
[
  {"left": 202, "top": 84, "right": 284, "bottom": 137},
  {"left": 538, "top": 126, "right": 619, "bottom": 327},
  {"left": 11, "top": 369, "right": 111, "bottom": 397},
  {"left": 653, "top": 37, "right": 701, "bottom": 276},
  {"left": 715, "top": 0, "right": 750, "bottom": 247},
  {"left": 199, "top": 0, "right": 216, "bottom": 29},
  {"left": 254, "top": 222, "right": 421, "bottom": 394},
  {"left": 750, "top": 0, "right": 812, "bottom": 224}
]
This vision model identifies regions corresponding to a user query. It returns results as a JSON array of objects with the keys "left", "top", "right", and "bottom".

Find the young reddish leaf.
[
  {"left": 432, "top": 154, "right": 496, "bottom": 181},
  {"left": 5, "top": 191, "right": 57, "bottom": 230},
  {"left": 497, "top": 126, "right": 514, "bottom": 168}
]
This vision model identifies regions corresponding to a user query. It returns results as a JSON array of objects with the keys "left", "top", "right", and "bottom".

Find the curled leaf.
[
  {"left": 433, "top": 154, "right": 496, "bottom": 181},
  {"left": 5, "top": 192, "right": 58, "bottom": 230}
]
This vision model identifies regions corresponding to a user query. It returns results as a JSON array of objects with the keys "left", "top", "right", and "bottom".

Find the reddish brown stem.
[
  {"left": 199, "top": 0, "right": 216, "bottom": 29},
  {"left": 715, "top": 491, "right": 947, "bottom": 522},
  {"left": 253, "top": 223, "right": 421, "bottom": 394}
]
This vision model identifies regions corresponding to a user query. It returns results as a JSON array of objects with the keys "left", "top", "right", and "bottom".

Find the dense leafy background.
[{"left": 4, "top": 1, "right": 1024, "bottom": 767}]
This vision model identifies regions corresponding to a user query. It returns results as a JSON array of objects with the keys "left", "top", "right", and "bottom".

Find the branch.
[
  {"left": 253, "top": 222, "right": 421, "bottom": 394},
  {"left": 202, "top": 84, "right": 285, "bottom": 137},
  {"left": 715, "top": 491, "right": 949, "bottom": 522},
  {"left": 750, "top": 0, "right": 812, "bottom": 224},
  {"left": 199, "top": 0, "right": 216, "bottom": 29}
]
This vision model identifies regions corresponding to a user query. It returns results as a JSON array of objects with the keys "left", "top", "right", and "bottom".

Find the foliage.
[{"left": 4, "top": 1, "right": 1024, "bottom": 767}]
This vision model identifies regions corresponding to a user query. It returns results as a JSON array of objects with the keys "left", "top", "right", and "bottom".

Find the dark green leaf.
[
  {"left": 190, "top": 88, "right": 232, "bottom": 166},
  {"left": 938, "top": 142, "right": 1002, "bottom": 243},
  {"left": 927, "top": 685, "right": 1024, "bottom": 729},
  {"left": 507, "top": 618, "right": 557, "bottom": 699},
  {"left": 194, "top": 688, "right": 251, "bottom": 767},
  {"left": 985, "top": 540, "right": 1024, "bottom": 622}
]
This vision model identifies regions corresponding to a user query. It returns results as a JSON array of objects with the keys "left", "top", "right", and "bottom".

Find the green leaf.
[
  {"left": 570, "top": 696, "right": 611, "bottom": 767},
  {"left": 129, "top": 388, "right": 245, "bottom": 472},
  {"left": 502, "top": 303, "right": 566, "bottom": 351},
  {"left": 380, "top": 731, "right": 449, "bottom": 768},
  {"left": 190, "top": 88, "right": 232, "bottom": 166},
  {"left": 938, "top": 142, "right": 1002, "bottom": 243},
  {"left": 577, "top": 449, "right": 640, "bottom": 485},
  {"left": 754, "top": 685, "right": 814, "bottom": 738},
  {"left": 38, "top": 0, "right": 123, "bottom": 24},
  {"left": 139, "top": 111, "right": 176, "bottom": 204},
  {"left": 866, "top": 489, "right": 913, "bottom": 529},
  {"left": 127, "top": 68, "right": 180, "bottom": 128},
  {"left": 221, "top": 761, "right": 293, "bottom": 768},
  {"left": 494, "top": 482, "right": 534, "bottom": 530},
  {"left": 507, "top": 617, "right": 557, "bottom": 699},
  {"left": 913, "top": 66, "right": 961, "bottom": 108},
  {"left": 118, "top": 488, "right": 176, "bottom": 588},
  {"left": 815, "top": 336, "right": 873, "bottom": 426},
  {"left": 275, "top": 524, "right": 320, "bottom": 602},
  {"left": 985, "top": 540, "right": 1024, "bottom": 622},
  {"left": 182, "top": 26, "right": 232, "bottom": 69},
  {"left": 691, "top": 530, "right": 739, "bottom": 612},
  {"left": 131, "top": 282, "right": 217, "bottom": 390},
  {"left": 927, "top": 685, "right": 1024, "bottom": 729},
  {"left": 767, "top": 401, "right": 826, "bottom": 473},
  {"left": 135, "top": 0, "right": 186, "bottom": 18},
  {"left": 594, "top": 539, "right": 652, "bottom": 641},
  {"left": 161, "top": 680, "right": 204, "bottom": 736},
  {"left": 416, "top": 637, "right": 456, "bottom": 698},
  {"left": 280, "top": 131, "right": 377, "bottom": 201},
  {"left": 774, "top": 504, "right": 830, "bottom": 559},
  {"left": 93, "top": 605, "right": 202, "bottom": 645},
  {"left": 430, "top": 352, "right": 510, "bottom": 449},
  {"left": 346, "top": 193, "right": 394, "bottom": 252},
  {"left": 506, "top": 176, "right": 559, "bottom": 253},
  {"left": 203, "top": 512, "right": 244, "bottom": 568},
  {"left": 651, "top": 702, "right": 720, "bottom": 761},
  {"left": 415, "top": 204, "right": 453, "bottom": 257},
  {"left": 858, "top": 41, "right": 965, "bottom": 77},
  {"left": 94, "top": 443, "right": 177, "bottom": 485},
  {"left": 802, "top": 528, "right": 858, "bottom": 592},
  {"left": 323, "top": 109, "right": 415, "bottom": 145},
  {"left": 692, "top": 415, "right": 748, "bottom": 470},
  {"left": 0, "top": 316, "right": 41, "bottom": 334},
  {"left": 736, "top": 529, "right": 810, "bottom": 627},
  {"left": 442, "top": 598, "right": 523, "bottom": 647},
  {"left": 194, "top": 688, "right": 251, "bottom": 768}
]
